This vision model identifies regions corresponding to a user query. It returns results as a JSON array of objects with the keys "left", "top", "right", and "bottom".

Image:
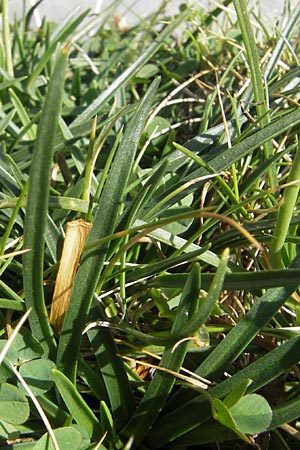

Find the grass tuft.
[{"left": 1, "top": 1, "right": 300, "bottom": 449}]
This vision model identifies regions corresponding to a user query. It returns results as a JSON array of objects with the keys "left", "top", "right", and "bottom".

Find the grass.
[{"left": 1, "top": 0, "right": 300, "bottom": 448}]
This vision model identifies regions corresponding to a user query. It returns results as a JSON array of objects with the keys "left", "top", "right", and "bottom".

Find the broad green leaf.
[
  {"left": 160, "top": 206, "right": 193, "bottom": 235},
  {"left": 52, "top": 369, "right": 100, "bottom": 440},
  {"left": 144, "top": 116, "right": 171, "bottom": 147},
  {"left": 0, "top": 340, "right": 18, "bottom": 365},
  {"left": 13, "top": 327, "right": 44, "bottom": 363},
  {"left": 230, "top": 394, "right": 272, "bottom": 434},
  {"left": 0, "top": 419, "right": 19, "bottom": 440},
  {"left": 18, "top": 359, "right": 56, "bottom": 396},
  {"left": 32, "top": 427, "right": 82, "bottom": 450},
  {"left": 0, "top": 341, "right": 18, "bottom": 382},
  {"left": 135, "top": 63, "right": 160, "bottom": 79},
  {"left": 0, "top": 383, "right": 29, "bottom": 425}
]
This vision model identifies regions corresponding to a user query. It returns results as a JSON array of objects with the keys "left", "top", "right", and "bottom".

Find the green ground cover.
[{"left": 1, "top": 0, "right": 300, "bottom": 448}]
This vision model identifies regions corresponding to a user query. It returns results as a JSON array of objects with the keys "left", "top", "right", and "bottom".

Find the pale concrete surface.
[{"left": 7, "top": 0, "right": 298, "bottom": 26}]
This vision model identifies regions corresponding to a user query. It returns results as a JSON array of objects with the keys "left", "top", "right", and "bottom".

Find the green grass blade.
[
  {"left": 87, "top": 318, "right": 134, "bottom": 429},
  {"left": 264, "top": 3, "right": 300, "bottom": 79},
  {"left": 9, "top": 88, "right": 36, "bottom": 141},
  {"left": 52, "top": 369, "right": 101, "bottom": 440},
  {"left": 0, "top": 280, "right": 24, "bottom": 302},
  {"left": 0, "top": 150, "right": 21, "bottom": 196},
  {"left": 0, "top": 110, "right": 16, "bottom": 135},
  {"left": 133, "top": 218, "right": 221, "bottom": 267},
  {"left": 269, "top": 144, "right": 300, "bottom": 268},
  {"left": 172, "top": 249, "right": 228, "bottom": 340},
  {"left": 196, "top": 285, "right": 299, "bottom": 381},
  {"left": 70, "top": 9, "right": 190, "bottom": 133},
  {"left": 0, "top": 196, "right": 90, "bottom": 214},
  {"left": 56, "top": 78, "right": 161, "bottom": 381},
  {"left": 149, "top": 335, "right": 300, "bottom": 447},
  {"left": 269, "top": 397, "right": 300, "bottom": 431},
  {"left": 121, "top": 263, "right": 201, "bottom": 448},
  {"left": 125, "top": 247, "right": 210, "bottom": 284},
  {"left": 114, "top": 249, "right": 228, "bottom": 347},
  {"left": 152, "top": 107, "right": 300, "bottom": 209},
  {"left": 0, "top": 180, "right": 28, "bottom": 255},
  {"left": 27, "top": 10, "right": 89, "bottom": 91},
  {"left": 233, "top": 0, "right": 276, "bottom": 187},
  {"left": 23, "top": 44, "right": 69, "bottom": 357},
  {"left": 148, "top": 268, "right": 300, "bottom": 291}
]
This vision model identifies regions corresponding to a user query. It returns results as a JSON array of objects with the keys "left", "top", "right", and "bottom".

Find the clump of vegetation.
[{"left": 1, "top": 0, "right": 300, "bottom": 448}]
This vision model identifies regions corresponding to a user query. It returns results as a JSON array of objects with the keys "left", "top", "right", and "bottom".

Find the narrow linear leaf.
[
  {"left": 70, "top": 9, "right": 190, "bottom": 134},
  {"left": 99, "top": 400, "right": 117, "bottom": 447},
  {"left": 269, "top": 396, "right": 300, "bottom": 430},
  {"left": 87, "top": 314, "right": 133, "bottom": 429},
  {"left": 196, "top": 283, "right": 299, "bottom": 381},
  {"left": 121, "top": 263, "right": 201, "bottom": 448},
  {"left": 223, "top": 379, "right": 251, "bottom": 409},
  {"left": 27, "top": 10, "right": 89, "bottom": 90},
  {"left": 264, "top": 3, "right": 300, "bottom": 78},
  {"left": 212, "top": 398, "right": 237, "bottom": 435},
  {"left": 148, "top": 268, "right": 300, "bottom": 291},
  {"left": 233, "top": 0, "right": 276, "bottom": 186},
  {"left": 56, "top": 78, "right": 160, "bottom": 386},
  {"left": 52, "top": 369, "right": 100, "bottom": 440},
  {"left": 0, "top": 110, "right": 16, "bottom": 135},
  {"left": 0, "top": 196, "right": 90, "bottom": 214},
  {"left": 269, "top": 144, "right": 300, "bottom": 268},
  {"left": 9, "top": 88, "right": 36, "bottom": 140},
  {"left": 23, "top": 44, "right": 69, "bottom": 356},
  {"left": 121, "top": 248, "right": 228, "bottom": 346},
  {"left": 153, "top": 107, "right": 300, "bottom": 209},
  {"left": 148, "top": 333, "right": 300, "bottom": 447}
]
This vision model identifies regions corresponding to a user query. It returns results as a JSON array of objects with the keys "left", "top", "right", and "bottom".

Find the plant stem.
[
  {"left": 1, "top": 0, "right": 14, "bottom": 76},
  {"left": 269, "top": 142, "right": 300, "bottom": 268},
  {"left": 233, "top": 0, "right": 277, "bottom": 188}
]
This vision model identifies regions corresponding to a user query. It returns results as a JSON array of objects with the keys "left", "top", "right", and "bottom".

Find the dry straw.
[{"left": 50, "top": 219, "right": 91, "bottom": 334}]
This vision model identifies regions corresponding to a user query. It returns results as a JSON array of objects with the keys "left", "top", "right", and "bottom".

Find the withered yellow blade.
[{"left": 50, "top": 219, "right": 91, "bottom": 334}]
